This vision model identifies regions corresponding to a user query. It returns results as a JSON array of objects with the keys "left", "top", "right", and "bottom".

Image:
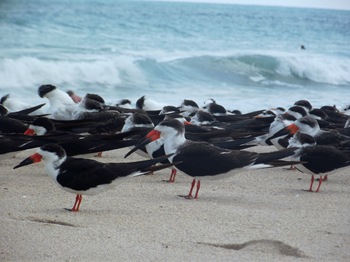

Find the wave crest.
[
  {"left": 0, "top": 56, "right": 146, "bottom": 89},
  {"left": 0, "top": 52, "right": 349, "bottom": 93},
  {"left": 171, "top": 53, "right": 350, "bottom": 86}
]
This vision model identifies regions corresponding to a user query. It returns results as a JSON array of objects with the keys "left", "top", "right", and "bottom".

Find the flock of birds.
[{"left": 1, "top": 84, "right": 350, "bottom": 212}]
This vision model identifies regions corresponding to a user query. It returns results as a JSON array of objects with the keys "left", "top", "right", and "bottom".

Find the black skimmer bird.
[
  {"left": 122, "top": 113, "right": 256, "bottom": 182},
  {"left": 0, "top": 116, "right": 29, "bottom": 134},
  {"left": 38, "top": 84, "right": 77, "bottom": 120},
  {"left": 268, "top": 116, "right": 350, "bottom": 148},
  {"left": 159, "top": 106, "right": 181, "bottom": 115},
  {"left": 121, "top": 113, "right": 180, "bottom": 182},
  {"left": 188, "top": 110, "right": 258, "bottom": 132},
  {"left": 136, "top": 95, "right": 165, "bottom": 112},
  {"left": 294, "top": 100, "right": 313, "bottom": 113},
  {"left": 283, "top": 106, "right": 308, "bottom": 120},
  {"left": 202, "top": 99, "right": 227, "bottom": 116},
  {"left": 115, "top": 99, "right": 132, "bottom": 109},
  {"left": 121, "top": 113, "right": 156, "bottom": 158},
  {"left": 245, "top": 106, "right": 307, "bottom": 148},
  {"left": 202, "top": 99, "right": 259, "bottom": 118},
  {"left": 190, "top": 110, "right": 217, "bottom": 126},
  {"left": 71, "top": 95, "right": 105, "bottom": 120},
  {"left": 40, "top": 86, "right": 114, "bottom": 121},
  {"left": 308, "top": 108, "right": 335, "bottom": 129},
  {"left": 179, "top": 99, "right": 199, "bottom": 117},
  {"left": 24, "top": 117, "right": 139, "bottom": 157},
  {"left": 66, "top": 92, "right": 123, "bottom": 125},
  {"left": 319, "top": 105, "right": 349, "bottom": 125},
  {"left": 41, "top": 92, "right": 126, "bottom": 133},
  {"left": 14, "top": 143, "right": 175, "bottom": 212},
  {"left": 185, "top": 118, "right": 260, "bottom": 146},
  {"left": 25, "top": 117, "right": 57, "bottom": 136},
  {"left": 125, "top": 118, "right": 299, "bottom": 199},
  {"left": 308, "top": 106, "right": 348, "bottom": 128},
  {"left": 144, "top": 105, "right": 182, "bottom": 126},
  {"left": 287, "top": 132, "right": 350, "bottom": 192},
  {"left": 165, "top": 113, "right": 258, "bottom": 150}
]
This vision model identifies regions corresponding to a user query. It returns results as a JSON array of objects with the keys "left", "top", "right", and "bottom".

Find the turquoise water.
[{"left": 1, "top": 0, "right": 349, "bottom": 111}]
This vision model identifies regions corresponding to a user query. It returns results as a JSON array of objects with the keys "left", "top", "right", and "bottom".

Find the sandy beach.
[{"left": 1, "top": 146, "right": 349, "bottom": 261}]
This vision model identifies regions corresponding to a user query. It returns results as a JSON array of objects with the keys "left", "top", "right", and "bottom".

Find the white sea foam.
[
  {"left": 1, "top": 2, "right": 349, "bottom": 113},
  {"left": 276, "top": 54, "right": 350, "bottom": 85}
]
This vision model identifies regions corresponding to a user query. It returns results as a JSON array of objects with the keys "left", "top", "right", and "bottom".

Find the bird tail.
[
  {"left": 141, "top": 161, "right": 181, "bottom": 175},
  {"left": 127, "top": 154, "right": 178, "bottom": 177},
  {"left": 250, "top": 147, "right": 306, "bottom": 169},
  {"left": 251, "top": 160, "right": 304, "bottom": 169},
  {"left": 254, "top": 147, "right": 297, "bottom": 165}
]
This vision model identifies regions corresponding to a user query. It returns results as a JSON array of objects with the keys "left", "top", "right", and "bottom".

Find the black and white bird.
[
  {"left": 245, "top": 105, "right": 308, "bottom": 148},
  {"left": 294, "top": 99, "right": 313, "bottom": 113},
  {"left": 136, "top": 95, "right": 165, "bottom": 111},
  {"left": 115, "top": 99, "right": 132, "bottom": 109},
  {"left": 178, "top": 99, "right": 200, "bottom": 117},
  {"left": 121, "top": 113, "right": 179, "bottom": 182},
  {"left": 125, "top": 118, "right": 299, "bottom": 199},
  {"left": 14, "top": 144, "right": 175, "bottom": 212},
  {"left": 24, "top": 117, "right": 139, "bottom": 158},
  {"left": 287, "top": 132, "right": 350, "bottom": 192},
  {"left": 0, "top": 116, "right": 29, "bottom": 134},
  {"left": 38, "top": 84, "right": 77, "bottom": 120},
  {"left": 268, "top": 116, "right": 350, "bottom": 148},
  {"left": 121, "top": 112, "right": 156, "bottom": 158},
  {"left": 202, "top": 99, "right": 228, "bottom": 116}
]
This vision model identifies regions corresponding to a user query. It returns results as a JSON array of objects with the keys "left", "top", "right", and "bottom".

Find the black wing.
[
  {"left": 301, "top": 146, "right": 350, "bottom": 174},
  {"left": 173, "top": 142, "right": 258, "bottom": 177}
]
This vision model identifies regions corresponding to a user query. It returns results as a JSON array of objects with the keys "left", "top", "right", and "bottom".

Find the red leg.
[
  {"left": 194, "top": 180, "right": 201, "bottom": 199},
  {"left": 315, "top": 176, "right": 323, "bottom": 193},
  {"left": 71, "top": 194, "right": 82, "bottom": 212},
  {"left": 323, "top": 175, "right": 328, "bottom": 181},
  {"left": 168, "top": 168, "right": 177, "bottom": 183},
  {"left": 76, "top": 194, "right": 83, "bottom": 211},
  {"left": 185, "top": 179, "right": 196, "bottom": 199},
  {"left": 95, "top": 152, "right": 103, "bottom": 157},
  {"left": 308, "top": 175, "right": 314, "bottom": 192}
]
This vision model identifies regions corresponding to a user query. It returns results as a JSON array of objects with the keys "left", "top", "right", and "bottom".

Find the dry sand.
[{"left": 1, "top": 146, "right": 349, "bottom": 261}]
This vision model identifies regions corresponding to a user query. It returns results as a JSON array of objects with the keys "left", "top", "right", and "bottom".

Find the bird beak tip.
[{"left": 13, "top": 153, "right": 42, "bottom": 169}]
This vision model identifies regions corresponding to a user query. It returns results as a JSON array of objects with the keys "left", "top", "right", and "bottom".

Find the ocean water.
[{"left": 1, "top": 0, "right": 350, "bottom": 112}]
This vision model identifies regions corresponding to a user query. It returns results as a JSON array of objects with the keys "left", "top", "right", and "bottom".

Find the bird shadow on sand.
[
  {"left": 25, "top": 216, "right": 78, "bottom": 227},
  {"left": 198, "top": 239, "right": 309, "bottom": 258}
]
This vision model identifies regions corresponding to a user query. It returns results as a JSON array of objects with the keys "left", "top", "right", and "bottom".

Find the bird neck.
[{"left": 164, "top": 134, "right": 186, "bottom": 156}]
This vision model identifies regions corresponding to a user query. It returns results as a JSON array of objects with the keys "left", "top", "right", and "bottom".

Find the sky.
[{"left": 154, "top": 0, "right": 350, "bottom": 10}]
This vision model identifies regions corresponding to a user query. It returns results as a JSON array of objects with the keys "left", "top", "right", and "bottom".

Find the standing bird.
[
  {"left": 125, "top": 119, "right": 299, "bottom": 199},
  {"left": 287, "top": 132, "right": 350, "bottom": 192},
  {"left": 121, "top": 113, "right": 178, "bottom": 182},
  {"left": 14, "top": 144, "right": 174, "bottom": 212}
]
